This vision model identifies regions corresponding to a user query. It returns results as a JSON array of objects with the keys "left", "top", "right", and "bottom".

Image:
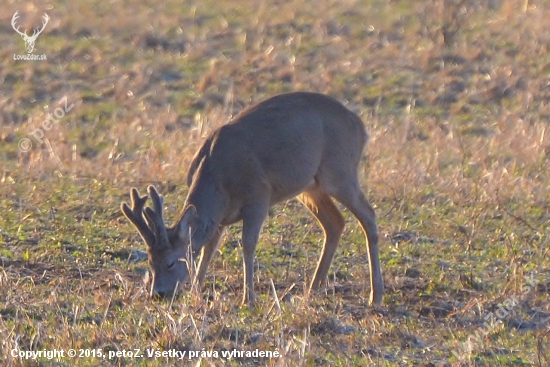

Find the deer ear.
[{"left": 176, "top": 206, "right": 197, "bottom": 241}]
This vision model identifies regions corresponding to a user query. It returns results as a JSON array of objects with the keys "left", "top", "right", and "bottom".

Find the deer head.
[
  {"left": 12, "top": 11, "right": 49, "bottom": 53},
  {"left": 121, "top": 186, "right": 198, "bottom": 298}
]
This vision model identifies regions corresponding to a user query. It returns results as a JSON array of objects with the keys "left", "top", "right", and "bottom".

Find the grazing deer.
[{"left": 121, "top": 92, "right": 383, "bottom": 306}]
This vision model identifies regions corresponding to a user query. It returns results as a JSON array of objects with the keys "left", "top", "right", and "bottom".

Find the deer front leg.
[
  {"left": 240, "top": 202, "right": 269, "bottom": 306},
  {"left": 195, "top": 225, "right": 226, "bottom": 287}
]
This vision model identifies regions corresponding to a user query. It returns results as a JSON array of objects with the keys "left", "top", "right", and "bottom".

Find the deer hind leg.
[
  {"left": 331, "top": 184, "right": 384, "bottom": 306},
  {"left": 195, "top": 225, "right": 226, "bottom": 287},
  {"left": 298, "top": 187, "right": 345, "bottom": 292}
]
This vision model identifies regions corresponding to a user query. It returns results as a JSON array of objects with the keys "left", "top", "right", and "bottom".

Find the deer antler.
[
  {"left": 11, "top": 11, "right": 27, "bottom": 37},
  {"left": 121, "top": 186, "right": 170, "bottom": 249},
  {"left": 143, "top": 186, "right": 170, "bottom": 247},
  {"left": 31, "top": 13, "right": 49, "bottom": 39},
  {"left": 121, "top": 188, "right": 155, "bottom": 247},
  {"left": 11, "top": 12, "right": 49, "bottom": 39}
]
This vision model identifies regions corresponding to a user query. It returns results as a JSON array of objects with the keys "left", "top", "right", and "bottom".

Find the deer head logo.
[{"left": 11, "top": 11, "right": 49, "bottom": 54}]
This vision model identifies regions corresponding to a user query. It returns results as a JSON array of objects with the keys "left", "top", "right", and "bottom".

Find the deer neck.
[{"left": 185, "top": 166, "right": 229, "bottom": 230}]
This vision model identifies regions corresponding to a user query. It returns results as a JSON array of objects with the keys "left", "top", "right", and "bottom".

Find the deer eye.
[{"left": 167, "top": 262, "right": 176, "bottom": 270}]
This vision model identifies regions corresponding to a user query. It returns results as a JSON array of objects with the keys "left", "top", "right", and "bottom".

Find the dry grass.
[{"left": 1, "top": 0, "right": 550, "bottom": 365}]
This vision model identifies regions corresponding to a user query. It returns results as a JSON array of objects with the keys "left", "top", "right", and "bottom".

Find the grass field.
[{"left": 1, "top": 0, "right": 550, "bottom": 365}]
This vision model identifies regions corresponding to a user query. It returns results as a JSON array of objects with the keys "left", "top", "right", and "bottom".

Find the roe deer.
[{"left": 121, "top": 92, "right": 384, "bottom": 306}]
